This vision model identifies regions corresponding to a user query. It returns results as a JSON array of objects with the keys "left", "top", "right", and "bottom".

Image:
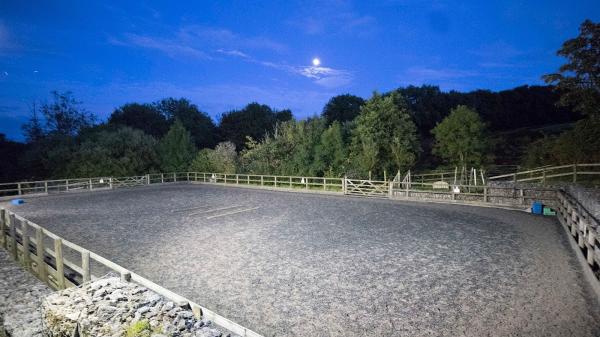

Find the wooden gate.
[
  {"left": 344, "top": 179, "right": 389, "bottom": 197},
  {"left": 112, "top": 176, "right": 147, "bottom": 188}
]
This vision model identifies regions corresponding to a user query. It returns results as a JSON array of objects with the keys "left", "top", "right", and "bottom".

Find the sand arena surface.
[{"left": 5, "top": 183, "right": 600, "bottom": 337}]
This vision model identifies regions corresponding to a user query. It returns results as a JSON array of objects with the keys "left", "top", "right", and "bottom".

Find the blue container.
[
  {"left": 11, "top": 199, "right": 24, "bottom": 205},
  {"left": 532, "top": 201, "right": 543, "bottom": 215}
]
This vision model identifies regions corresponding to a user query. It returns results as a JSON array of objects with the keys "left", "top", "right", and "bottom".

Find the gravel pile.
[
  {"left": 0, "top": 249, "right": 51, "bottom": 337},
  {"left": 42, "top": 276, "right": 230, "bottom": 337}
]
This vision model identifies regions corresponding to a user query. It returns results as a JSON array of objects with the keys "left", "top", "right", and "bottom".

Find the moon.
[{"left": 312, "top": 58, "right": 321, "bottom": 66}]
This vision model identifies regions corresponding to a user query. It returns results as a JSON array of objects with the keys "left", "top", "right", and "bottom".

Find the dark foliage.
[
  {"left": 218, "top": 102, "right": 292, "bottom": 149},
  {"left": 108, "top": 103, "right": 169, "bottom": 138},
  {"left": 321, "top": 94, "right": 365, "bottom": 125}
]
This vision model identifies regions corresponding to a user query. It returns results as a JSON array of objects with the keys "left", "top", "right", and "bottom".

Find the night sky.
[{"left": 1, "top": 1, "right": 598, "bottom": 140}]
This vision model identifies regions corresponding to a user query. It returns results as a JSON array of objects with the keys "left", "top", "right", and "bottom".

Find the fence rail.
[
  {"left": 488, "top": 164, "right": 600, "bottom": 185},
  {"left": 0, "top": 208, "right": 263, "bottom": 337},
  {"left": 388, "top": 181, "right": 558, "bottom": 207},
  {"left": 555, "top": 190, "right": 600, "bottom": 275}
]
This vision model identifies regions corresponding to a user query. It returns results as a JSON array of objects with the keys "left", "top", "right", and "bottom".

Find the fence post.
[
  {"left": 18, "top": 183, "right": 22, "bottom": 195},
  {"left": 573, "top": 164, "right": 577, "bottom": 183},
  {"left": 9, "top": 214, "right": 17, "bottom": 261},
  {"left": 342, "top": 177, "right": 346, "bottom": 194},
  {"left": 519, "top": 189, "right": 524, "bottom": 205},
  {"left": 109, "top": 177, "right": 113, "bottom": 189},
  {"left": 173, "top": 173, "right": 177, "bottom": 182},
  {"left": 54, "top": 238, "right": 65, "bottom": 289},
  {"left": 187, "top": 172, "right": 190, "bottom": 181},
  {"left": 405, "top": 180, "right": 409, "bottom": 197},
  {"left": 66, "top": 179, "right": 69, "bottom": 191},
  {"left": 542, "top": 169, "right": 546, "bottom": 185},
  {"left": 44, "top": 181, "right": 48, "bottom": 194},
  {"left": 388, "top": 181, "right": 393, "bottom": 198},
  {"left": 82, "top": 250, "right": 90, "bottom": 283},
  {"left": 274, "top": 176, "right": 277, "bottom": 187},
  {"left": 261, "top": 175, "right": 264, "bottom": 186},
  {"left": 289, "top": 176, "right": 292, "bottom": 188},
  {"left": 225, "top": 175, "right": 228, "bottom": 184},
  {"left": 161, "top": 174, "right": 164, "bottom": 183},
  {"left": 323, "top": 178, "right": 326, "bottom": 190},
  {"left": 147, "top": 174, "right": 150, "bottom": 185},
  {"left": 247, "top": 175, "right": 250, "bottom": 185},
  {"left": 483, "top": 187, "right": 488, "bottom": 203},
  {"left": 0, "top": 209, "right": 5, "bottom": 249},
  {"left": 22, "top": 221, "right": 31, "bottom": 272},
  {"left": 35, "top": 227, "right": 47, "bottom": 283},
  {"left": 513, "top": 173, "right": 517, "bottom": 183},
  {"left": 195, "top": 172, "right": 198, "bottom": 181},
  {"left": 89, "top": 178, "right": 93, "bottom": 190}
]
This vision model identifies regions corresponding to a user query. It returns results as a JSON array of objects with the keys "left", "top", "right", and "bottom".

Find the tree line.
[{"left": 0, "top": 19, "right": 598, "bottom": 183}]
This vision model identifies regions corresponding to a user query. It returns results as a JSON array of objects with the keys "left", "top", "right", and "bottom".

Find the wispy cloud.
[
  {"left": 110, "top": 33, "right": 211, "bottom": 60},
  {"left": 222, "top": 52, "right": 354, "bottom": 88},
  {"left": 216, "top": 49, "right": 249, "bottom": 58},
  {"left": 296, "top": 65, "right": 353, "bottom": 88},
  {"left": 177, "top": 25, "right": 287, "bottom": 53},
  {"left": 110, "top": 24, "right": 287, "bottom": 61},
  {"left": 288, "top": 1, "right": 378, "bottom": 37}
]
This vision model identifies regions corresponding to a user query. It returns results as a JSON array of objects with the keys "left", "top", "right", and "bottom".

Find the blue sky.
[{"left": 1, "top": 1, "right": 598, "bottom": 140}]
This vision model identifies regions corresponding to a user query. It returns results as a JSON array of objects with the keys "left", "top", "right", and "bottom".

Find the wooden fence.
[
  {"left": 0, "top": 208, "right": 262, "bottom": 337},
  {"left": 0, "top": 172, "right": 345, "bottom": 198},
  {"left": 555, "top": 190, "right": 600, "bottom": 273},
  {"left": 388, "top": 181, "right": 558, "bottom": 208},
  {"left": 488, "top": 164, "right": 600, "bottom": 185}
]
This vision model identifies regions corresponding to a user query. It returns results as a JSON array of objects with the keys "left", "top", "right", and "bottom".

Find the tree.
[
  {"left": 314, "top": 121, "right": 348, "bottom": 176},
  {"left": 39, "top": 91, "right": 95, "bottom": 136},
  {"left": 108, "top": 103, "right": 169, "bottom": 138},
  {"left": 219, "top": 102, "right": 292, "bottom": 149},
  {"left": 239, "top": 136, "right": 281, "bottom": 174},
  {"left": 321, "top": 94, "right": 365, "bottom": 125},
  {"left": 157, "top": 120, "right": 196, "bottom": 172},
  {"left": 189, "top": 141, "right": 238, "bottom": 173},
  {"left": 432, "top": 105, "right": 488, "bottom": 168},
  {"left": 154, "top": 98, "right": 219, "bottom": 149},
  {"left": 212, "top": 141, "right": 238, "bottom": 173},
  {"left": 552, "top": 117, "right": 600, "bottom": 164},
  {"left": 66, "top": 126, "right": 159, "bottom": 177},
  {"left": 0, "top": 134, "right": 27, "bottom": 182},
  {"left": 22, "top": 102, "right": 45, "bottom": 143},
  {"left": 543, "top": 20, "right": 600, "bottom": 116},
  {"left": 350, "top": 92, "right": 420, "bottom": 177}
]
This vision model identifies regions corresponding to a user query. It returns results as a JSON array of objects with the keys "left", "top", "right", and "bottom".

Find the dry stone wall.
[{"left": 42, "top": 276, "right": 233, "bottom": 337}]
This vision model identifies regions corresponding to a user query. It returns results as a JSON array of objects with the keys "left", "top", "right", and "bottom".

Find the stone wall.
[
  {"left": 0, "top": 249, "right": 51, "bottom": 337},
  {"left": 42, "top": 276, "right": 233, "bottom": 337}
]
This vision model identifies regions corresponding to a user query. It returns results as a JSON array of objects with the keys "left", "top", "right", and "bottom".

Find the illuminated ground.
[{"left": 5, "top": 183, "right": 600, "bottom": 337}]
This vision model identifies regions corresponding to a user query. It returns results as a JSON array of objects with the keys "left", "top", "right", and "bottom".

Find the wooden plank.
[
  {"left": 0, "top": 209, "right": 5, "bottom": 249},
  {"left": 35, "top": 227, "right": 47, "bottom": 283},
  {"left": 54, "top": 238, "right": 66, "bottom": 289},
  {"left": 9, "top": 213, "right": 17, "bottom": 260},
  {"left": 22, "top": 221, "right": 31, "bottom": 271},
  {"left": 82, "top": 250, "right": 91, "bottom": 283}
]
